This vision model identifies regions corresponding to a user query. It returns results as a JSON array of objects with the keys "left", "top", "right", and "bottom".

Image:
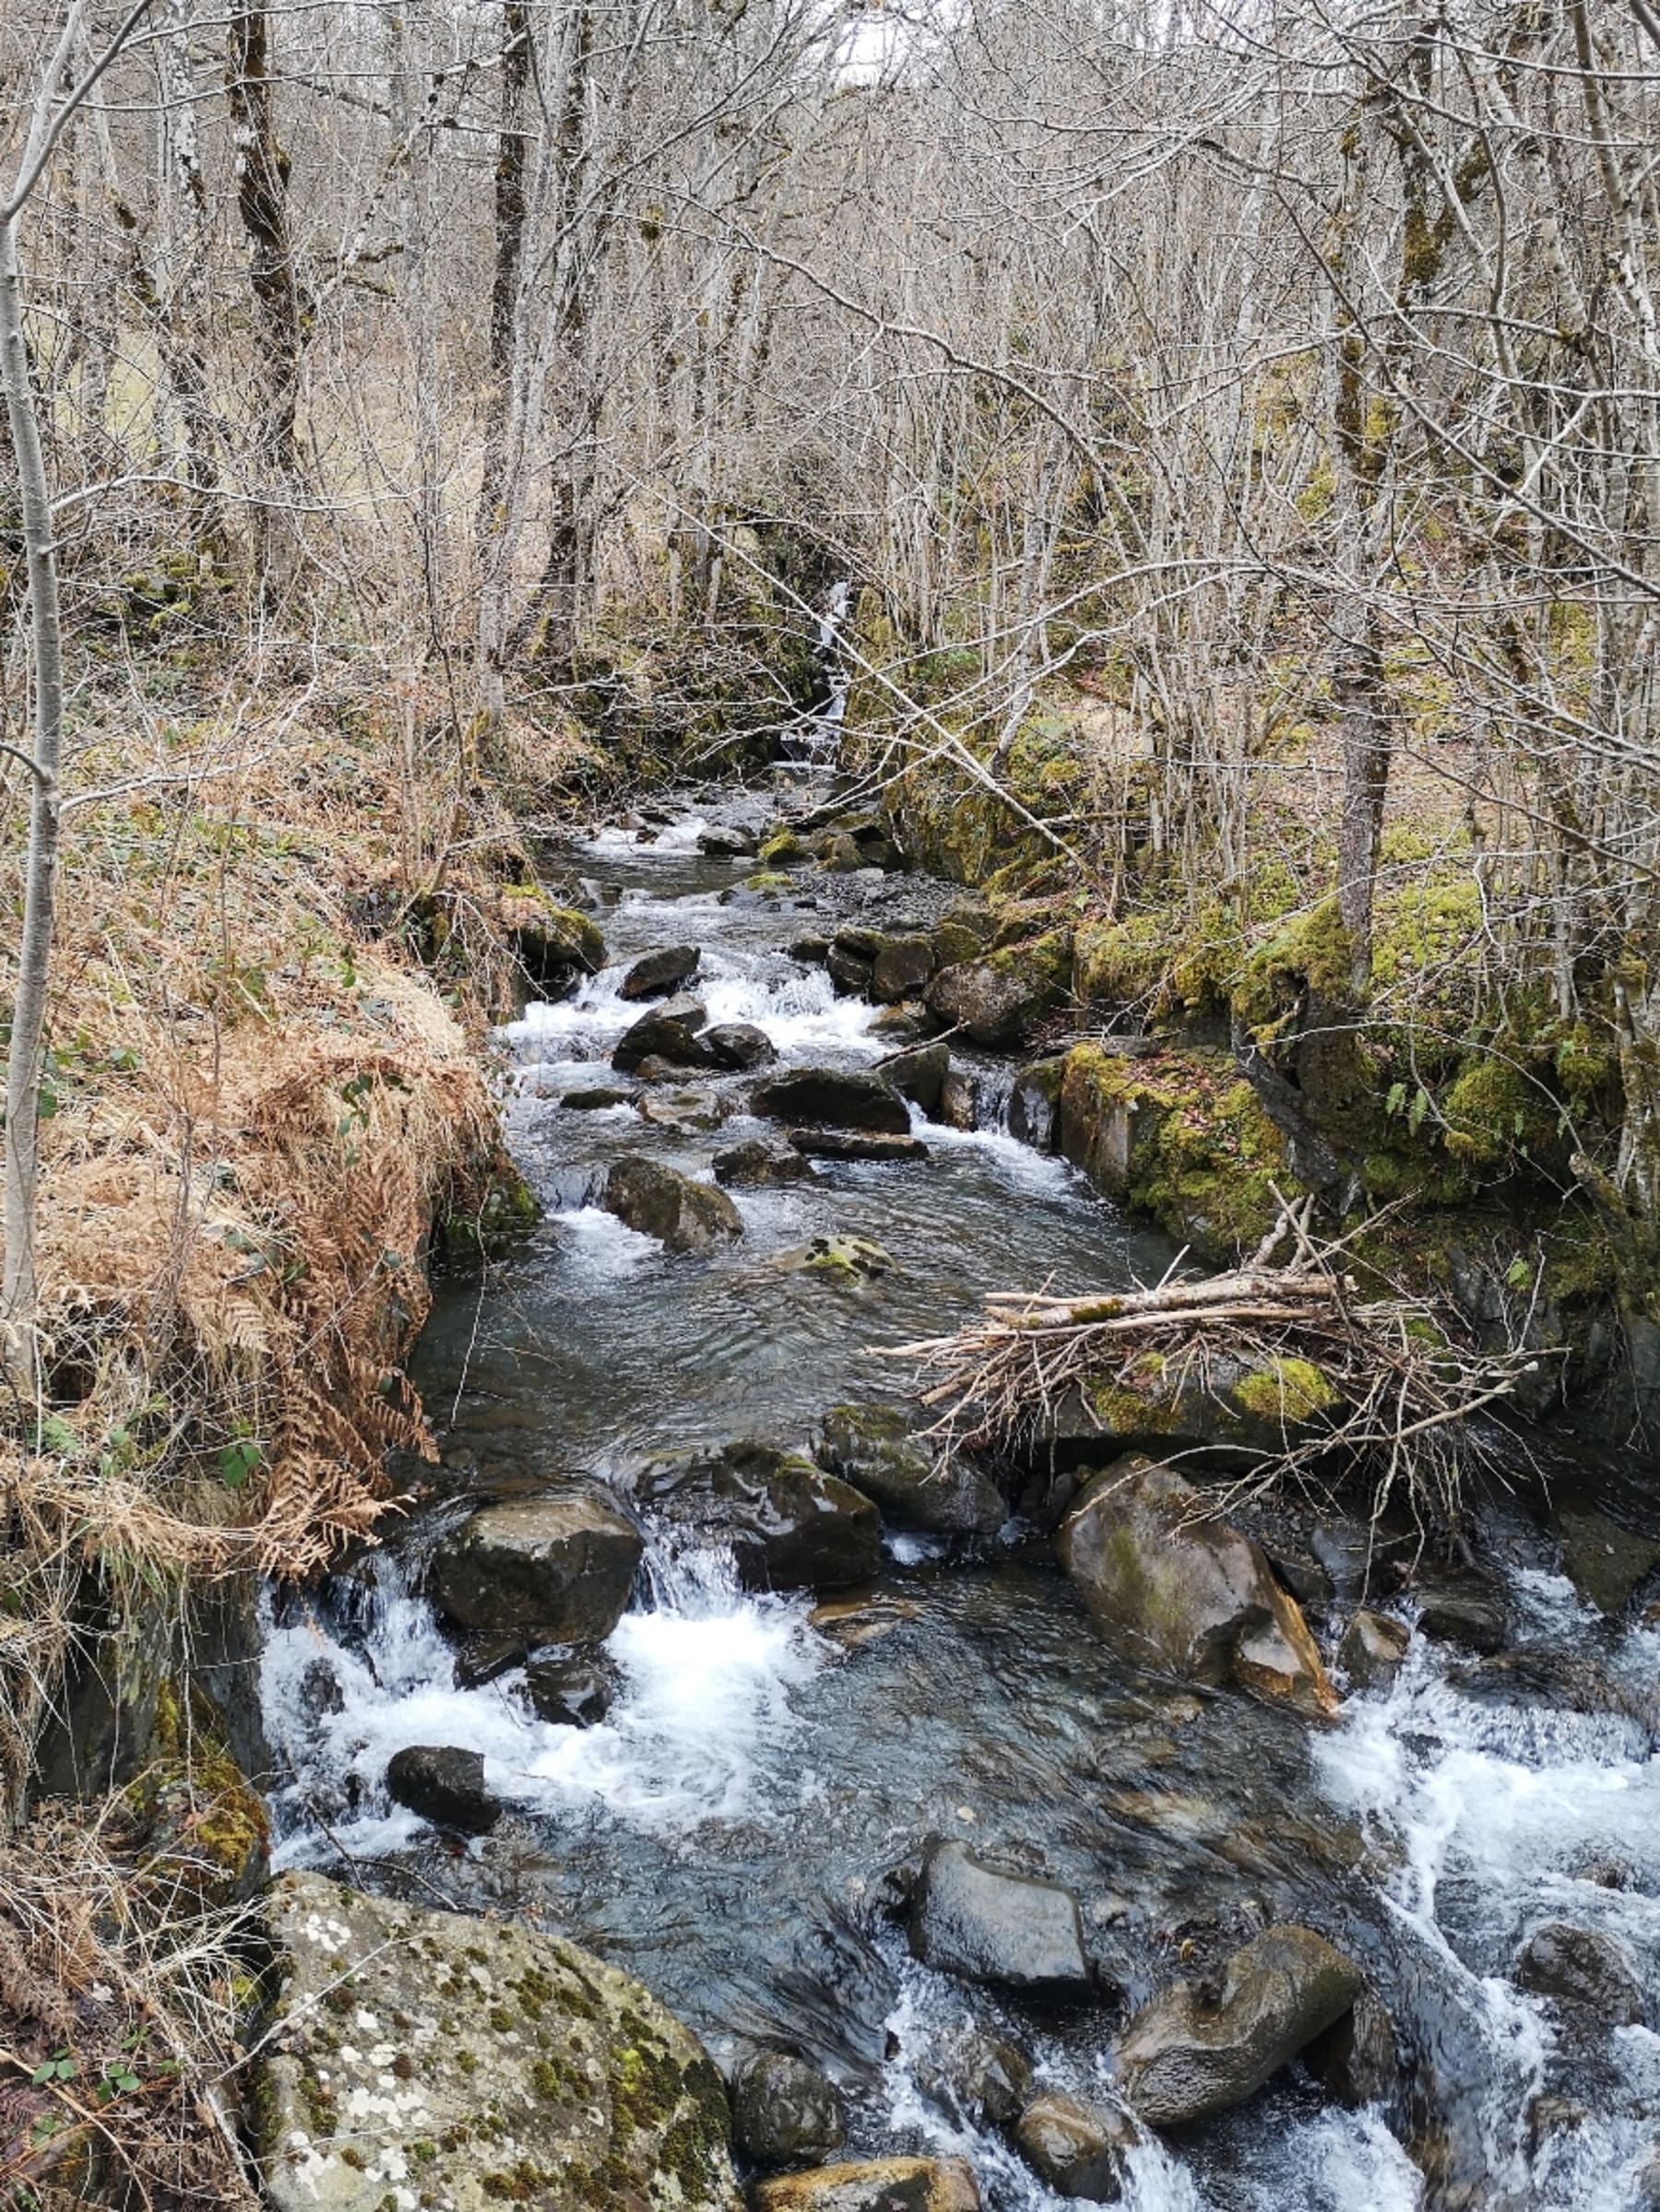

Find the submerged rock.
[
  {"left": 778, "top": 1235, "right": 895, "bottom": 1284},
  {"left": 257, "top": 1870, "right": 739, "bottom": 2212},
  {"left": 631, "top": 1439, "right": 880, "bottom": 1591},
  {"left": 612, "top": 1010, "right": 717, "bottom": 1072},
  {"left": 428, "top": 1485, "right": 642, "bottom": 1646},
  {"left": 814, "top": 1404, "right": 1005, "bottom": 1535},
  {"left": 619, "top": 944, "right": 701, "bottom": 1000},
  {"left": 1115, "top": 1923, "right": 1364, "bottom": 2127},
  {"left": 385, "top": 1744, "right": 500, "bottom": 1834},
  {"left": 712, "top": 1137, "right": 818, "bottom": 1187},
  {"left": 751, "top": 1064, "right": 911, "bottom": 1133},
  {"left": 753, "top": 2159, "right": 979, "bottom": 2212},
  {"left": 1413, "top": 1580, "right": 1509, "bottom": 1655},
  {"left": 1057, "top": 1459, "right": 1337, "bottom": 1719},
  {"left": 1513, "top": 1920, "right": 1644, "bottom": 2024},
  {"left": 704, "top": 1021, "right": 777, "bottom": 1071},
  {"left": 908, "top": 1839, "right": 1092, "bottom": 1993},
  {"left": 522, "top": 1652, "right": 617, "bottom": 1728},
  {"left": 731, "top": 2047, "right": 848, "bottom": 2165},
  {"left": 1015, "top": 2090, "right": 1140, "bottom": 2203},
  {"left": 563, "top": 1083, "right": 634, "bottom": 1110},
  {"left": 789, "top": 1130, "right": 930, "bottom": 1163},
  {"left": 601, "top": 1156, "right": 743, "bottom": 1252}
]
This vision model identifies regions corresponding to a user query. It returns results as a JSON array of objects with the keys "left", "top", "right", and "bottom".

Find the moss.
[
  {"left": 438, "top": 1147, "right": 540, "bottom": 1260},
  {"left": 741, "top": 869, "right": 795, "bottom": 895},
  {"left": 128, "top": 1677, "right": 268, "bottom": 1905},
  {"left": 758, "top": 828, "right": 806, "bottom": 865},
  {"left": 504, "top": 892, "right": 606, "bottom": 976},
  {"left": 1231, "top": 1355, "right": 1340, "bottom": 1423}
]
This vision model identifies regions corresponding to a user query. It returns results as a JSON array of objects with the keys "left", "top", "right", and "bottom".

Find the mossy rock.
[
  {"left": 125, "top": 1678, "right": 269, "bottom": 1908},
  {"left": 257, "top": 1871, "right": 739, "bottom": 2211},
  {"left": 758, "top": 828, "right": 807, "bottom": 865},
  {"left": 501, "top": 888, "right": 607, "bottom": 979},
  {"left": 438, "top": 1147, "right": 540, "bottom": 1260},
  {"left": 741, "top": 869, "right": 797, "bottom": 896}
]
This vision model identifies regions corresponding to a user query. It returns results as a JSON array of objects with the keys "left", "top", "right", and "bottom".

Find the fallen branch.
[{"left": 873, "top": 1200, "right": 1547, "bottom": 1532}]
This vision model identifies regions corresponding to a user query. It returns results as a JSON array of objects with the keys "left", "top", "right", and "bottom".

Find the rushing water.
[{"left": 260, "top": 775, "right": 1660, "bottom": 2209}]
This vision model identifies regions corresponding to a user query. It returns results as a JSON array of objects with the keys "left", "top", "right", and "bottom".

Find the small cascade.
[
  {"left": 786, "top": 578, "right": 852, "bottom": 762},
  {"left": 262, "top": 1525, "right": 828, "bottom": 1867}
]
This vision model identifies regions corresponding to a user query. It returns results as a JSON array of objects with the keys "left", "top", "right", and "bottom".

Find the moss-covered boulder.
[
  {"left": 1045, "top": 1345, "right": 1342, "bottom": 1461},
  {"left": 501, "top": 888, "right": 607, "bottom": 981},
  {"left": 256, "top": 1870, "right": 740, "bottom": 2212},
  {"left": 1058, "top": 1043, "right": 1303, "bottom": 1261},
  {"left": 1057, "top": 1459, "right": 1337, "bottom": 1719},
  {"left": 813, "top": 1403, "right": 1005, "bottom": 1535},
  {"left": 601, "top": 1157, "right": 743, "bottom": 1251},
  {"left": 925, "top": 930, "right": 1072, "bottom": 1049}
]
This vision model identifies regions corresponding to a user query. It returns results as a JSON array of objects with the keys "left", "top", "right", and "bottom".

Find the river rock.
[
  {"left": 563, "top": 1084, "right": 634, "bottom": 1110},
  {"left": 939, "top": 1068, "right": 980, "bottom": 1130},
  {"left": 753, "top": 2160, "right": 979, "bottom": 2212},
  {"left": 635, "top": 1086, "right": 733, "bottom": 1136},
  {"left": 1057, "top": 1460, "right": 1337, "bottom": 1720},
  {"left": 620, "top": 945, "right": 701, "bottom": 1000},
  {"left": 705, "top": 1021, "right": 777, "bottom": 1071},
  {"left": 1414, "top": 1580, "right": 1509, "bottom": 1654},
  {"left": 1015, "top": 2090, "right": 1141, "bottom": 2203},
  {"left": 1449, "top": 1648, "right": 1658, "bottom": 1733},
  {"left": 751, "top": 1064, "right": 911, "bottom": 1133},
  {"left": 790, "top": 935, "right": 832, "bottom": 965},
  {"left": 814, "top": 1404, "right": 1005, "bottom": 1535},
  {"left": 713, "top": 1137, "right": 818, "bottom": 1186},
  {"left": 613, "top": 1010, "right": 716, "bottom": 1072},
  {"left": 698, "top": 824, "right": 759, "bottom": 858},
  {"left": 601, "top": 1156, "right": 743, "bottom": 1252},
  {"left": 257, "top": 1870, "right": 739, "bottom": 2212},
  {"left": 1045, "top": 1347, "right": 1343, "bottom": 1459},
  {"left": 909, "top": 1839, "right": 1092, "bottom": 1993},
  {"left": 385, "top": 1745, "right": 500, "bottom": 1834},
  {"left": 1009, "top": 1059, "right": 1066, "bottom": 1151},
  {"left": 872, "top": 938, "right": 936, "bottom": 1003},
  {"left": 884, "top": 1042, "right": 949, "bottom": 1117},
  {"left": 428, "top": 1485, "right": 642, "bottom": 1645},
  {"left": 1557, "top": 1506, "right": 1660, "bottom": 1615},
  {"left": 924, "top": 938, "right": 1069, "bottom": 1048},
  {"left": 522, "top": 1652, "right": 616, "bottom": 1727},
  {"left": 1338, "top": 1608, "right": 1412, "bottom": 1691},
  {"left": 789, "top": 1129, "right": 930, "bottom": 1163},
  {"left": 1116, "top": 1923, "right": 1363, "bottom": 2126},
  {"left": 779, "top": 1235, "right": 895, "bottom": 1283},
  {"left": 631, "top": 1439, "right": 881, "bottom": 1591},
  {"left": 1513, "top": 1920, "right": 1644, "bottom": 2024},
  {"left": 652, "top": 991, "right": 709, "bottom": 1029},
  {"left": 731, "top": 2047, "right": 848, "bottom": 2164},
  {"left": 940, "top": 2034, "right": 1032, "bottom": 2127},
  {"left": 1306, "top": 1982, "right": 1400, "bottom": 2106}
]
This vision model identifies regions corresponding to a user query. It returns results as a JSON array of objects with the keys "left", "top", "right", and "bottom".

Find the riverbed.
[{"left": 258, "top": 775, "right": 1660, "bottom": 2211}]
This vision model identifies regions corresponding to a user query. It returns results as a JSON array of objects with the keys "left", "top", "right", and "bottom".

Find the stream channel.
[{"left": 259, "top": 772, "right": 1660, "bottom": 2211}]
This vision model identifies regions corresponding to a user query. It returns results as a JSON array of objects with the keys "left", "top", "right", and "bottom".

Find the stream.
[{"left": 258, "top": 773, "right": 1660, "bottom": 2211}]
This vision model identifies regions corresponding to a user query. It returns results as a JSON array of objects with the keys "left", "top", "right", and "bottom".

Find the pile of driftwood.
[{"left": 879, "top": 1200, "right": 1544, "bottom": 1529}]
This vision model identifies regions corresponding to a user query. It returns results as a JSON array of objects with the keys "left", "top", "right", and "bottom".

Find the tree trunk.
[{"left": 0, "top": 213, "right": 65, "bottom": 1378}]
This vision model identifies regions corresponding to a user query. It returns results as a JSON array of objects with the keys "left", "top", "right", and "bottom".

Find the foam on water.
[
  {"left": 263, "top": 1540, "right": 827, "bottom": 1867},
  {"left": 579, "top": 814, "right": 715, "bottom": 855},
  {"left": 1316, "top": 1591, "right": 1660, "bottom": 2206}
]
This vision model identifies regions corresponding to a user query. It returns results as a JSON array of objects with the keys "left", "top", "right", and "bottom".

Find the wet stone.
[
  {"left": 712, "top": 1137, "right": 819, "bottom": 1187},
  {"left": 1338, "top": 1608, "right": 1411, "bottom": 1691},
  {"left": 1513, "top": 1919, "right": 1644, "bottom": 2024},
  {"left": 385, "top": 1745, "right": 500, "bottom": 1835},
  {"left": 789, "top": 1130, "right": 930, "bottom": 1164},
  {"left": 704, "top": 1021, "right": 777, "bottom": 1071},
  {"left": 884, "top": 1042, "right": 949, "bottom": 1118},
  {"left": 753, "top": 2160, "right": 980, "bottom": 2212},
  {"left": 1015, "top": 2089, "right": 1140, "bottom": 2203},
  {"left": 601, "top": 1156, "right": 743, "bottom": 1252},
  {"left": 1414, "top": 1581, "right": 1509, "bottom": 1654},
  {"left": 750, "top": 1063, "right": 911, "bottom": 1133},
  {"left": 562, "top": 1084, "right": 635, "bottom": 1110},
  {"left": 612, "top": 1011, "right": 716, "bottom": 1072},
  {"left": 521, "top": 1652, "right": 617, "bottom": 1728},
  {"left": 619, "top": 944, "right": 702, "bottom": 1000},
  {"left": 427, "top": 1485, "right": 643, "bottom": 1647},
  {"left": 731, "top": 2046, "right": 848, "bottom": 2166},
  {"left": 908, "top": 1839, "right": 1092, "bottom": 1993},
  {"left": 814, "top": 1403, "right": 1005, "bottom": 1535}
]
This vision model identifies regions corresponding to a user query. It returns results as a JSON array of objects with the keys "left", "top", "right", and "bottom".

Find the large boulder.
[
  {"left": 428, "top": 1485, "right": 642, "bottom": 1645},
  {"left": 630, "top": 1440, "right": 880, "bottom": 1591},
  {"left": 1115, "top": 1924, "right": 1363, "bottom": 2127},
  {"left": 619, "top": 945, "right": 701, "bottom": 1000},
  {"left": 1056, "top": 1460, "right": 1337, "bottom": 1720},
  {"left": 750, "top": 1065, "right": 911, "bottom": 1134},
  {"left": 813, "top": 1404, "right": 1005, "bottom": 1536},
  {"left": 872, "top": 939, "right": 937, "bottom": 1004},
  {"left": 1015, "top": 2090, "right": 1141, "bottom": 2203},
  {"left": 924, "top": 934, "right": 1071, "bottom": 1049},
  {"left": 731, "top": 2047, "right": 847, "bottom": 2165},
  {"left": 754, "top": 2161, "right": 979, "bottom": 2212},
  {"left": 908, "top": 1839, "right": 1092, "bottom": 1993},
  {"left": 385, "top": 1745, "right": 501, "bottom": 1835},
  {"left": 885, "top": 1043, "right": 950, "bottom": 1118},
  {"left": 257, "top": 1871, "right": 739, "bottom": 2212},
  {"left": 601, "top": 1157, "right": 743, "bottom": 1252},
  {"left": 613, "top": 1011, "right": 717, "bottom": 1072}
]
